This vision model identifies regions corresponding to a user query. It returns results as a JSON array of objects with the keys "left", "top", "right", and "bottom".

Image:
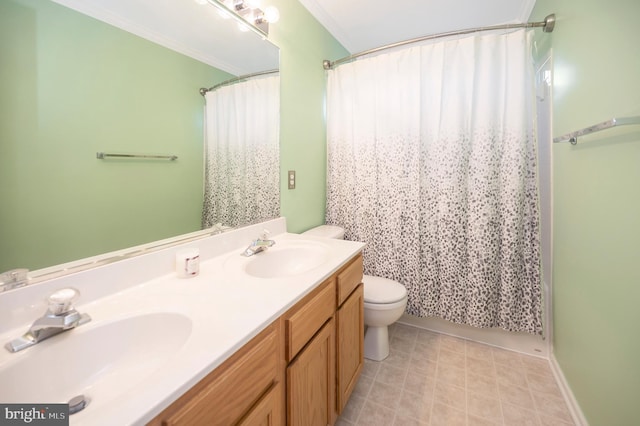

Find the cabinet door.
[
  {"left": 238, "top": 382, "right": 283, "bottom": 426},
  {"left": 286, "top": 318, "right": 335, "bottom": 426},
  {"left": 336, "top": 284, "right": 364, "bottom": 414}
]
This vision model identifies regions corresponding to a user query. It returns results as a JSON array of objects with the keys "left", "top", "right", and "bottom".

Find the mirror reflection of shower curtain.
[
  {"left": 202, "top": 75, "right": 280, "bottom": 228},
  {"left": 326, "top": 30, "right": 542, "bottom": 334}
]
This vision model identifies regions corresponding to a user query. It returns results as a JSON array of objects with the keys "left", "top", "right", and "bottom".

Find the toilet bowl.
[{"left": 302, "top": 225, "right": 408, "bottom": 361}]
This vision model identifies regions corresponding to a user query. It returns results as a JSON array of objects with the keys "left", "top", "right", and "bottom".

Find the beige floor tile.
[
  {"left": 466, "top": 355, "right": 496, "bottom": 378},
  {"left": 361, "top": 358, "right": 381, "bottom": 378},
  {"left": 467, "top": 414, "right": 502, "bottom": 426},
  {"left": 340, "top": 395, "right": 366, "bottom": 423},
  {"left": 526, "top": 371, "right": 563, "bottom": 399},
  {"left": 466, "top": 340, "right": 495, "bottom": 359},
  {"left": 496, "top": 364, "right": 528, "bottom": 388},
  {"left": 393, "top": 323, "right": 420, "bottom": 341},
  {"left": 498, "top": 382, "right": 535, "bottom": 409},
  {"left": 440, "top": 335, "right": 467, "bottom": 354},
  {"left": 337, "top": 328, "right": 574, "bottom": 426},
  {"left": 391, "top": 334, "right": 417, "bottom": 354},
  {"left": 501, "top": 402, "right": 541, "bottom": 426},
  {"left": 409, "top": 353, "right": 438, "bottom": 377},
  {"left": 431, "top": 402, "right": 466, "bottom": 426},
  {"left": 376, "top": 363, "right": 408, "bottom": 388},
  {"left": 439, "top": 348, "right": 466, "bottom": 368},
  {"left": 368, "top": 381, "right": 403, "bottom": 410},
  {"left": 356, "top": 400, "right": 397, "bottom": 426},
  {"left": 466, "top": 391, "right": 502, "bottom": 422},
  {"left": 433, "top": 380, "right": 466, "bottom": 411},
  {"left": 436, "top": 362, "right": 466, "bottom": 388},
  {"left": 532, "top": 391, "right": 573, "bottom": 424},
  {"left": 394, "top": 414, "right": 429, "bottom": 426},
  {"left": 416, "top": 330, "right": 441, "bottom": 349},
  {"left": 520, "top": 354, "right": 554, "bottom": 378},
  {"left": 397, "top": 388, "right": 433, "bottom": 424},
  {"left": 539, "top": 413, "right": 575, "bottom": 426},
  {"left": 403, "top": 370, "right": 436, "bottom": 398},
  {"left": 352, "top": 374, "right": 374, "bottom": 398},
  {"left": 466, "top": 371, "right": 499, "bottom": 398},
  {"left": 414, "top": 340, "right": 441, "bottom": 362},
  {"left": 492, "top": 347, "right": 524, "bottom": 369},
  {"left": 335, "top": 418, "right": 356, "bottom": 426},
  {"left": 384, "top": 348, "right": 413, "bottom": 370}
]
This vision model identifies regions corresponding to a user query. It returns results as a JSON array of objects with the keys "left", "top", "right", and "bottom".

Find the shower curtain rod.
[
  {"left": 322, "top": 14, "right": 556, "bottom": 70},
  {"left": 199, "top": 69, "right": 279, "bottom": 96}
]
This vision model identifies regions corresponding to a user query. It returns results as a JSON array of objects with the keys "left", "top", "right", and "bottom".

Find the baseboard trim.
[{"left": 548, "top": 353, "right": 589, "bottom": 426}]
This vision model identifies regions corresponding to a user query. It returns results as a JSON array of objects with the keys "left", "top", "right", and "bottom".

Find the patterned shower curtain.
[
  {"left": 202, "top": 74, "right": 280, "bottom": 228},
  {"left": 326, "top": 30, "right": 542, "bottom": 334}
]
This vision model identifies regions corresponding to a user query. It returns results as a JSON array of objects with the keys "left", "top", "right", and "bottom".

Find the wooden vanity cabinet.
[
  {"left": 147, "top": 322, "right": 284, "bottom": 426},
  {"left": 147, "top": 253, "right": 364, "bottom": 426}
]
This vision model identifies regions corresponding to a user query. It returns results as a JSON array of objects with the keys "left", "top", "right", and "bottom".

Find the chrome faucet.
[
  {"left": 5, "top": 288, "right": 91, "bottom": 353},
  {"left": 242, "top": 230, "right": 276, "bottom": 257}
]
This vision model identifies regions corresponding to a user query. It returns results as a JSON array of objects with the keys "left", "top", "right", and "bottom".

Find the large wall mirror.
[{"left": 0, "top": 0, "right": 280, "bottom": 274}]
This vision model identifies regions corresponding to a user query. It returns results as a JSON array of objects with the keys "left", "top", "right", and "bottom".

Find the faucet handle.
[
  {"left": 260, "top": 229, "right": 271, "bottom": 240},
  {"left": 47, "top": 288, "right": 79, "bottom": 315}
]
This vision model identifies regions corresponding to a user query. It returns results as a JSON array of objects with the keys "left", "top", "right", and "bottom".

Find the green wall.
[
  {"left": 269, "top": 0, "right": 349, "bottom": 233},
  {"left": 0, "top": 0, "right": 230, "bottom": 271},
  {"left": 531, "top": 1, "right": 640, "bottom": 424}
]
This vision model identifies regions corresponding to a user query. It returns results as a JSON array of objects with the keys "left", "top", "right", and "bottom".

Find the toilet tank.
[{"left": 302, "top": 225, "right": 345, "bottom": 240}]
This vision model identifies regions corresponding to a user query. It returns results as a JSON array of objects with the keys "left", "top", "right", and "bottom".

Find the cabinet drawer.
[
  {"left": 337, "top": 254, "right": 363, "bottom": 307},
  {"left": 161, "top": 325, "right": 278, "bottom": 426},
  {"left": 285, "top": 279, "right": 335, "bottom": 362}
]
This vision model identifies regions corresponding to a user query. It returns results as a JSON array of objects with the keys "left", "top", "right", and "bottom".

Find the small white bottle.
[{"left": 175, "top": 248, "right": 200, "bottom": 278}]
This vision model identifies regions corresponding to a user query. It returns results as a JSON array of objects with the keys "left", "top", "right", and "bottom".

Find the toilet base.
[{"left": 363, "top": 325, "right": 390, "bottom": 361}]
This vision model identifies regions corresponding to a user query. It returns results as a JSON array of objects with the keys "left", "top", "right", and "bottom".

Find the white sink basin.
[
  {"left": 0, "top": 312, "right": 192, "bottom": 410},
  {"left": 229, "top": 241, "right": 331, "bottom": 279}
]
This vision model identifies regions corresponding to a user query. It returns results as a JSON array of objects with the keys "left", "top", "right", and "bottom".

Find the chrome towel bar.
[
  {"left": 553, "top": 116, "right": 640, "bottom": 145},
  {"left": 96, "top": 152, "right": 178, "bottom": 161}
]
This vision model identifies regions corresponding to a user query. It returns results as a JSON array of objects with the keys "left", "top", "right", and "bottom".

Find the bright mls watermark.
[{"left": 0, "top": 404, "right": 68, "bottom": 425}]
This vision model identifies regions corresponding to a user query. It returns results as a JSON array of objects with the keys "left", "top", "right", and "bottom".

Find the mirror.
[{"left": 0, "top": 0, "right": 280, "bottom": 274}]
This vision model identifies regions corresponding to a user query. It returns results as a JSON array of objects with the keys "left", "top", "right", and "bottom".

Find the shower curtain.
[
  {"left": 326, "top": 29, "right": 542, "bottom": 334},
  {"left": 202, "top": 75, "right": 280, "bottom": 228}
]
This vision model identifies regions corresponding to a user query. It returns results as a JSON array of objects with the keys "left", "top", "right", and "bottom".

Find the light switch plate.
[{"left": 288, "top": 170, "right": 295, "bottom": 189}]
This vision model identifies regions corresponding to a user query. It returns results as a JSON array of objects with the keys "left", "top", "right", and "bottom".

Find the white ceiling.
[{"left": 298, "top": 0, "right": 538, "bottom": 54}]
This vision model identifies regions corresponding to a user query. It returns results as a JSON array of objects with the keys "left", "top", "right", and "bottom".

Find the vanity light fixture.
[{"left": 201, "top": 0, "right": 279, "bottom": 36}]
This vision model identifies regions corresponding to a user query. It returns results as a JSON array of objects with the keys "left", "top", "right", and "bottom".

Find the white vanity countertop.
[{"left": 0, "top": 226, "right": 364, "bottom": 426}]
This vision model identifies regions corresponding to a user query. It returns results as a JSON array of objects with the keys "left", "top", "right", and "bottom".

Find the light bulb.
[{"left": 263, "top": 6, "right": 279, "bottom": 23}]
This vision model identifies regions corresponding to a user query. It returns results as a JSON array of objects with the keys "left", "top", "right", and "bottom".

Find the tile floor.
[{"left": 337, "top": 323, "right": 574, "bottom": 426}]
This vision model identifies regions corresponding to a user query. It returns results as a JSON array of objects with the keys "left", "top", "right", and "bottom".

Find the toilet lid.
[{"left": 363, "top": 275, "right": 407, "bottom": 304}]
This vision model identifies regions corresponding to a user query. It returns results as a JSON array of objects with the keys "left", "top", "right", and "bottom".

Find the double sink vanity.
[{"left": 0, "top": 218, "right": 365, "bottom": 425}]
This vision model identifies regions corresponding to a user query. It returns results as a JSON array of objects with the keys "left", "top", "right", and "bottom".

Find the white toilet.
[{"left": 302, "top": 225, "right": 408, "bottom": 361}]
